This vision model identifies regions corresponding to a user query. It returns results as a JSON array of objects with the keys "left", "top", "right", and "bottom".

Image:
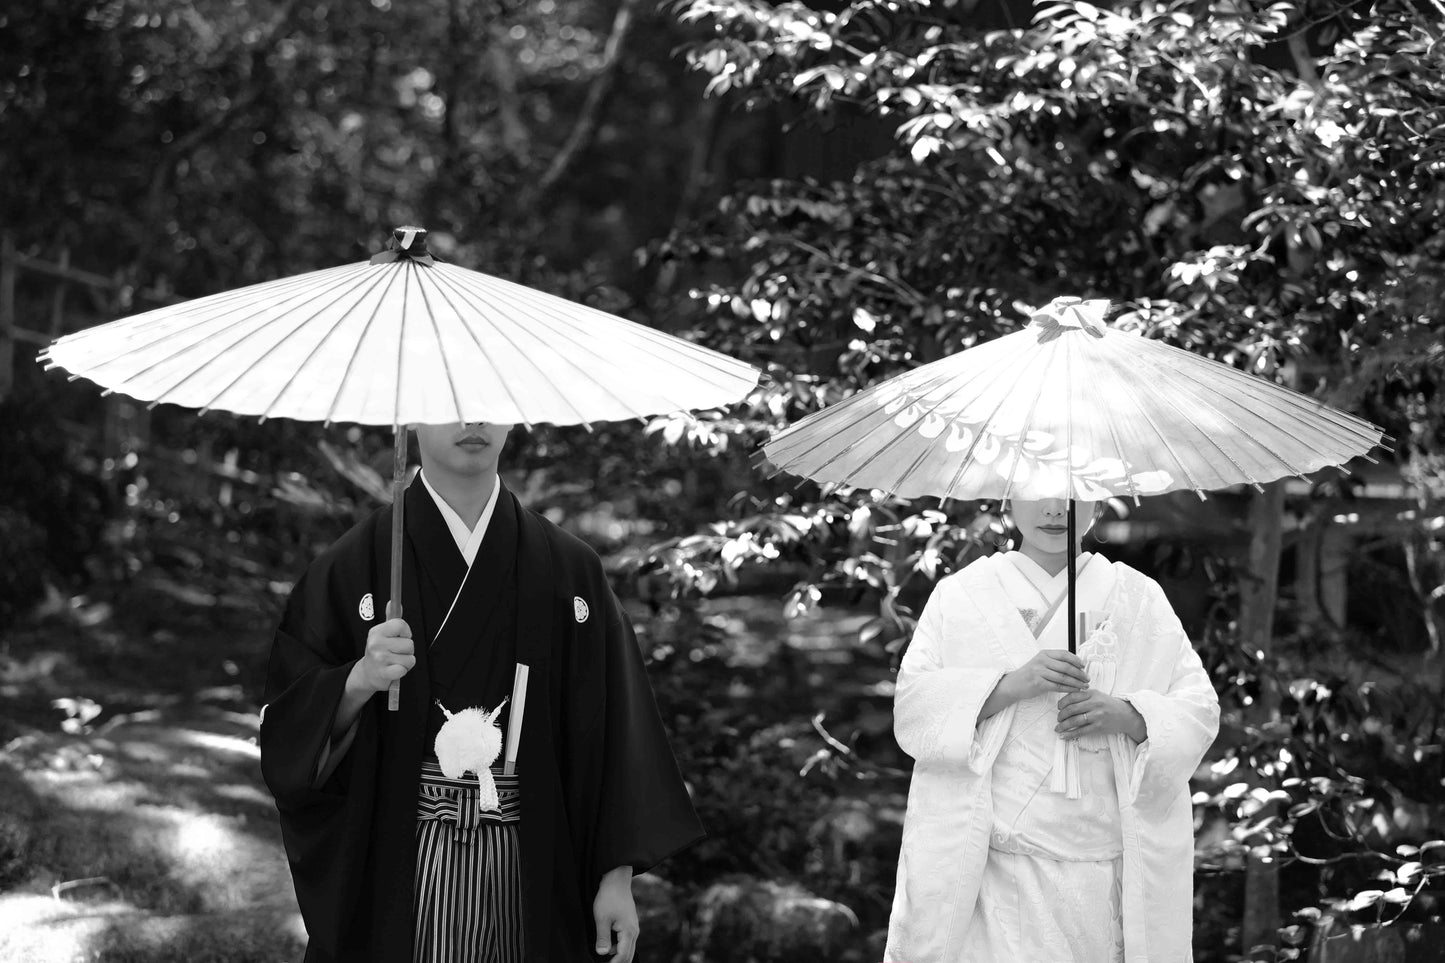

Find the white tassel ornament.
[{"left": 434, "top": 699, "right": 507, "bottom": 813}]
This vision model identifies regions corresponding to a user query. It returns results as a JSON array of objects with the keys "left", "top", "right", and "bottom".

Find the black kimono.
[{"left": 260, "top": 479, "right": 704, "bottom": 962}]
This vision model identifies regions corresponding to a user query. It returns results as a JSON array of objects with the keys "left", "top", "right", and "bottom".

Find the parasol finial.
[{"left": 370, "top": 225, "right": 436, "bottom": 266}]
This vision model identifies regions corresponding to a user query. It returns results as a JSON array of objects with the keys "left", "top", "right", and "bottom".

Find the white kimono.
[{"left": 885, "top": 553, "right": 1220, "bottom": 963}]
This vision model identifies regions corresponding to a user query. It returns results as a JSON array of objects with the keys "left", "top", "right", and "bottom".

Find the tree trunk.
[
  {"left": 533, "top": 0, "right": 640, "bottom": 201},
  {"left": 0, "top": 232, "right": 15, "bottom": 402},
  {"left": 1295, "top": 503, "right": 1323, "bottom": 630},
  {"left": 1239, "top": 480, "right": 1286, "bottom": 954}
]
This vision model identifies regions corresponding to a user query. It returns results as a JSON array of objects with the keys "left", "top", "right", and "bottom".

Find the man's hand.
[
  {"left": 353, "top": 618, "right": 414, "bottom": 694},
  {"left": 593, "top": 866, "right": 637, "bottom": 962},
  {"left": 1056, "top": 689, "right": 1147, "bottom": 742}
]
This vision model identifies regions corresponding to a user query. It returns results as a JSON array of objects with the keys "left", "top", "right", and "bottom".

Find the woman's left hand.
[{"left": 1056, "top": 689, "right": 1147, "bottom": 743}]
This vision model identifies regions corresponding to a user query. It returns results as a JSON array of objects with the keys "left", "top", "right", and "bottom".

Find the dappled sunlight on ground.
[
  {"left": 0, "top": 891, "right": 306, "bottom": 963},
  {"left": 0, "top": 701, "right": 305, "bottom": 961},
  {"left": 1, "top": 589, "right": 898, "bottom": 959}
]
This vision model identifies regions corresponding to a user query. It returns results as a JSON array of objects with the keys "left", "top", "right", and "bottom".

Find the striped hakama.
[{"left": 413, "top": 759, "right": 524, "bottom": 963}]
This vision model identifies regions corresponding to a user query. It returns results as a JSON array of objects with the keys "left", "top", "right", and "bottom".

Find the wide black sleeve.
[
  {"left": 578, "top": 587, "right": 705, "bottom": 885},
  {"left": 258, "top": 565, "right": 364, "bottom": 809},
  {"left": 257, "top": 559, "right": 381, "bottom": 961}
]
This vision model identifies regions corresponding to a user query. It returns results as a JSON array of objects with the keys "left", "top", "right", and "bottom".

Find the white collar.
[
  {"left": 1006, "top": 551, "right": 1094, "bottom": 602},
  {"left": 418, "top": 470, "right": 501, "bottom": 568}
]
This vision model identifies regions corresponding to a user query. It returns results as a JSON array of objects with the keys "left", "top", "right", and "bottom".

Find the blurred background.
[{"left": 1, "top": 0, "right": 1443, "bottom": 960}]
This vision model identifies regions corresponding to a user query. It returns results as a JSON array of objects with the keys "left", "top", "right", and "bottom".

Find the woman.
[{"left": 884, "top": 498, "right": 1220, "bottom": 963}]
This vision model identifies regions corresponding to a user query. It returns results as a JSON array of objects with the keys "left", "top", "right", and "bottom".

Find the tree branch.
[
  {"left": 534, "top": 0, "right": 640, "bottom": 199},
  {"left": 143, "top": 0, "right": 303, "bottom": 220},
  {"left": 1286, "top": 32, "right": 1322, "bottom": 90},
  {"left": 486, "top": 32, "right": 530, "bottom": 165}
]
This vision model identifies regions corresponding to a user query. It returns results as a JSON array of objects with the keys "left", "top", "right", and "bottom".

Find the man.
[{"left": 260, "top": 422, "right": 704, "bottom": 962}]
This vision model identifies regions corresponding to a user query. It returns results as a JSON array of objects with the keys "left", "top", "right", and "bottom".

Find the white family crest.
[
  {"left": 359, "top": 593, "right": 375, "bottom": 621},
  {"left": 573, "top": 596, "right": 589, "bottom": 623}
]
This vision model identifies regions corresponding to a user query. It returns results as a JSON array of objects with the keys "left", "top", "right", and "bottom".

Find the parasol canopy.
[
  {"left": 43, "top": 226, "right": 761, "bottom": 711},
  {"left": 763, "top": 295, "right": 1386, "bottom": 662},
  {"left": 41, "top": 227, "right": 759, "bottom": 428},
  {"left": 762, "top": 296, "right": 1383, "bottom": 503}
]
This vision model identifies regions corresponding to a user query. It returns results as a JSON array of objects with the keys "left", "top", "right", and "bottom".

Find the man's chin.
[{"left": 439, "top": 453, "right": 498, "bottom": 475}]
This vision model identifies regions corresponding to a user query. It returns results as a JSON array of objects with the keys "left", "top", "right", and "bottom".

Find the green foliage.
[
  {"left": 647, "top": 0, "right": 1445, "bottom": 947},
  {"left": 1193, "top": 617, "right": 1445, "bottom": 950},
  {"left": 639, "top": 1, "right": 1444, "bottom": 653},
  {"left": 664, "top": 0, "right": 1442, "bottom": 406},
  {"left": 0, "top": 385, "right": 111, "bottom": 623},
  {"left": 645, "top": 602, "right": 906, "bottom": 927},
  {"left": 6, "top": 0, "right": 1445, "bottom": 952},
  {"left": 1, "top": 0, "right": 708, "bottom": 298}
]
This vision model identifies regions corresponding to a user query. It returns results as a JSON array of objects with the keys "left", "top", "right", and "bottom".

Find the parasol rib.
[
  {"left": 325, "top": 264, "right": 408, "bottom": 425},
  {"left": 64, "top": 262, "right": 361, "bottom": 350},
  {"left": 68, "top": 266, "right": 372, "bottom": 398},
  {"left": 1142, "top": 343, "right": 1378, "bottom": 463},
  {"left": 255, "top": 268, "right": 402, "bottom": 421},
  {"left": 1102, "top": 347, "right": 1209, "bottom": 493},
  {"left": 437, "top": 268, "right": 646, "bottom": 417},
  {"left": 996, "top": 343, "right": 1059, "bottom": 504},
  {"left": 413, "top": 266, "right": 468, "bottom": 427},
  {"left": 426, "top": 269, "right": 592, "bottom": 424},
  {"left": 1114, "top": 348, "right": 1262, "bottom": 489},
  {"left": 802, "top": 347, "right": 1022, "bottom": 493},
  {"left": 459, "top": 265, "right": 751, "bottom": 389},
  {"left": 1144, "top": 356, "right": 1301, "bottom": 482},
  {"left": 421, "top": 274, "right": 530, "bottom": 425},
  {"left": 439, "top": 267, "right": 738, "bottom": 414},
  {"left": 939, "top": 338, "right": 1063, "bottom": 501},
  {"left": 1129, "top": 346, "right": 1326, "bottom": 483},
  {"left": 766, "top": 356, "right": 968, "bottom": 474},
  {"left": 88, "top": 263, "right": 362, "bottom": 355},
  {"left": 1094, "top": 358, "right": 1142, "bottom": 503},
  {"left": 898, "top": 342, "right": 1051, "bottom": 499}
]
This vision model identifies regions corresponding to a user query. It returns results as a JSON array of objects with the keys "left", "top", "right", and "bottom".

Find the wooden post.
[
  {"left": 1319, "top": 522, "right": 1350, "bottom": 628},
  {"left": 0, "top": 232, "right": 16, "bottom": 402},
  {"left": 1240, "top": 479, "right": 1286, "bottom": 955},
  {"left": 1295, "top": 502, "right": 1324, "bottom": 631},
  {"left": 49, "top": 247, "right": 70, "bottom": 336}
]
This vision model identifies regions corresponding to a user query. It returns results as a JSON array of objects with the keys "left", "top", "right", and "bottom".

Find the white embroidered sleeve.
[
  {"left": 893, "top": 583, "right": 1009, "bottom": 773},
  {"left": 1118, "top": 586, "right": 1220, "bottom": 817}
]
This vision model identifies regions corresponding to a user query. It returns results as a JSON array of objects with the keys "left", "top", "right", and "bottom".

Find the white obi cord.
[{"left": 434, "top": 699, "right": 508, "bottom": 814}]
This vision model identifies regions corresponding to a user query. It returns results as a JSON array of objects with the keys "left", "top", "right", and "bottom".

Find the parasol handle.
[
  {"left": 386, "top": 426, "right": 407, "bottom": 712},
  {"left": 1066, "top": 498, "right": 1077, "bottom": 655}
]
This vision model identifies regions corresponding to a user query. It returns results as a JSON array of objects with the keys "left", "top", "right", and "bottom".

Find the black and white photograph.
[{"left": 1, "top": 0, "right": 1442, "bottom": 960}]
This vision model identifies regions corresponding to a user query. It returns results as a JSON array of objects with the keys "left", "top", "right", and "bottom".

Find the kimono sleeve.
[
  {"left": 583, "top": 589, "right": 706, "bottom": 883},
  {"left": 259, "top": 565, "right": 365, "bottom": 811},
  {"left": 893, "top": 577, "right": 1011, "bottom": 773},
  {"left": 1117, "top": 582, "right": 1221, "bottom": 819}
]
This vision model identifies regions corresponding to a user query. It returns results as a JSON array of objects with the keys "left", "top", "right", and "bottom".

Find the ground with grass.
[
  {"left": 0, "top": 575, "right": 302, "bottom": 962},
  {"left": 0, "top": 573, "right": 885, "bottom": 962},
  {"left": 7, "top": 569, "right": 1439, "bottom": 962}
]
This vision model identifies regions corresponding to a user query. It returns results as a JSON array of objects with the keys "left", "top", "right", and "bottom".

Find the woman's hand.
[
  {"left": 1056, "top": 689, "right": 1147, "bottom": 742},
  {"left": 1007, "top": 649, "right": 1091, "bottom": 701},
  {"left": 981, "top": 650, "right": 1091, "bottom": 721}
]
